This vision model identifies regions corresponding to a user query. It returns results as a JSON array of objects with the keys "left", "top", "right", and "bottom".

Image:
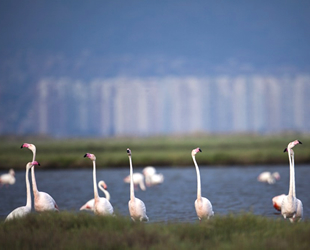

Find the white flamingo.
[
  {"left": 21, "top": 143, "right": 59, "bottom": 211},
  {"left": 84, "top": 153, "right": 113, "bottom": 215},
  {"left": 80, "top": 180, "right": 111, "bottom": 211},
  {"left": 5, "top": 161, "right": 40, "bottom": 221},
  {"left": 124, "top": 172, "right": 146, "bottom": 191},
  {"left": 127, "top": 148, "right": 148, "bottom": 222},
  {"left": 143, "top": 166, "right": 164, "bottom": 186},
  {"left": 192, "top": 147, "right": 214, "bottom": 220},
  {"left": 0, "top": 169, "right": 16, "bottom": 187},
  {"left": 257, "top": 171, "right": 280, "bottom": 184},
  {"left": 281, "top": 140, "right": 303, "bottom": 222}
]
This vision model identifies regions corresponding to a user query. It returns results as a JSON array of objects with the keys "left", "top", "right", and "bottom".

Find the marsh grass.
[
  {"left": 1, "top": 212, "right": 310, "bottom": 249},
  {"left": 1, "top": 133, "right": 310, "bottom": 169}
]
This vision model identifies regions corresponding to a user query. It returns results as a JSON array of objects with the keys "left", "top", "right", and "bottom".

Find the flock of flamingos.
[{"left": 1, "top": 139, "right": 303, "bottom": 223}]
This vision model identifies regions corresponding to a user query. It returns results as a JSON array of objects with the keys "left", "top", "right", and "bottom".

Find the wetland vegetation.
[
  {"left": 1, "top": 212, "right": 310, "bottom": 249},
  {"left": 1, "top": 133, "right": 310, "bottom": 169}
]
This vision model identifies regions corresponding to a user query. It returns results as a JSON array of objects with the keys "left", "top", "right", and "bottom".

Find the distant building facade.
[{"left": 32, "top": 75, "right": 310, "bottom": 137}]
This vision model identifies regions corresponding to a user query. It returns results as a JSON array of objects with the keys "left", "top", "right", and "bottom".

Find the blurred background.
[
  {"left": 1, "top": 1, "right": 310, "bottom": 221},
  {"left": 0, "top": 0, "right": 310, "bottom": 137}
]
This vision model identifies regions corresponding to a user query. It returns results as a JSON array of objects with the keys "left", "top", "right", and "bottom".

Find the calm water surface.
[{"left": 1, "top": 165, "right": 309, "bottom": 222}]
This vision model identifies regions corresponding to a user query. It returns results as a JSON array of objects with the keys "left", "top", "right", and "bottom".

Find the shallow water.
[{"left": 1, "top": 165, "right": 309, "bottom": 222}]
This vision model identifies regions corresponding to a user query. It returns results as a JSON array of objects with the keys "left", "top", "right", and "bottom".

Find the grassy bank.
[
  {"left": 1, "top": 212, "right": 310, "bottom": 249},
  {"left": 0, "top": 133, "right": 309, "bottom": 169}
]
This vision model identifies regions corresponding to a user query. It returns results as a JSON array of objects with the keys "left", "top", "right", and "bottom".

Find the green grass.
[
  {"left": 1, "top": 133, "right": 310, "bottom": 169},
  {"left": 1, "top": 212, "right": 310, "bottom": 249}
]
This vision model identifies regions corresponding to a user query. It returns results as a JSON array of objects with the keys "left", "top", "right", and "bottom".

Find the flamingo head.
[
  {"left": 272, "top": 172, "right": 280, "bottom": 180},
  {"left": 191, "top": 147, "right": 202, "bottom": 156},
  {"left": 9, "top": 169, "right": 15, "bottom": 176},
  {"left": 284, "top": 139, "right": 302, "bottom": 152},
  {"left": 84, "top": 153, "right": 96, "bottom": 161},
  {"left": 143, "top": 166, "right": 156, "bottom": 176},
  {"left": 99, "top": 181, "right": 107, "bottom": 189},
  {"left": 127, "top": 148, "right": 132, "bottom": 156},
  {"left": 27, "top": 161, "right": 40, "bottom": 169},
  {"left": 123, "top": 175, "right": 130, "bottom": 183},
  {"left": 21, "top": 143, "right": 36, "bottom": 153}
]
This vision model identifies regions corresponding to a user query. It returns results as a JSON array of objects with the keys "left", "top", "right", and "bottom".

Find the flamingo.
[
  {"left": 281, "top": 140, "right": 303, "bottom": 222},
  {"left": 143, "top": 166, "right": 164, "bottom": 186},
  {"left": 257, "top": 171, "right": 280, "bottom": 184},
  {"left": 192, "top": 147, "right": 214, "bottom": 220},
  {"left": 80, "top": 180, "right": 111, "bottom": 211},
  {"left": 21, "top": 143, "right": 59, "bottom": 212},
  {"left": 127, "top": 148, "right": 148, "bottom": 222},
  {"left": 0, "top": 169, "right": 16, "bottom": 187},
  {"left": 123, "top": 172, "right": 146, "bottom": 191},
  {"left": 84, "top": 153, "right": 113, "bottom": 215},
  {"left": 5, "top": 161, "right": 40, "bottom": 221}
]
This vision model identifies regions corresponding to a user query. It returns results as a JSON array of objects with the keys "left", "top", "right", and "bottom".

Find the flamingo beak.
[
  {"left": 298, "top": 140, "right": 302, "bottom": 144},
  {"left": 283, "top": 148, "right": 287, "bottom": 152}
]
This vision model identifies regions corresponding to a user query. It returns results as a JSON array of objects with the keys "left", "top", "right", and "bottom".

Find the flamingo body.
[
  {"left": 145, "top": 173, "right": 164, "bottom": 186},
  {"left": 124, "top": 172, "right": 146, "bottom": 191},
  {"left": 195, "top": 197, "right": 214, "bottom": 220},
  {"left": 281, "top": 196, "right": 297, "bottom": 218},
  {"left": 80, "top": 181, "right": 111, "bottom": 211},
  {"left": 80, "top": 200, "right": 94, "bottom": 211},
  {"left": 291, "top": 199, "right": 303, "bottom": 223},
  {"left": 128, "top": 197, "right": 148, "bottom": 222},
  {"left": 33, "top": 191, "right": 59, "bottom": 211},
  {"left": 0, "top": 169, "right": 16, "bottom": 186},
  {"left": 93, "top": 197, "right": 114, "bottom": 215},
  {"left": 282, "top": 196, "right": 303, "bottom": 222},
  {"left": 272, "top": 194, "right": 285, "bottom": 211},
  {"left": 6, "top": 204, "right": 31, "bottom": 221},
  {"left": 257, "top": 171, "right": 280, "bottom": 184}
]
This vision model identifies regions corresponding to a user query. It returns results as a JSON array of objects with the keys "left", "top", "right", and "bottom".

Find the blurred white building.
[{"left": 35, "top": 75, "right": 310, "bottom": 137}]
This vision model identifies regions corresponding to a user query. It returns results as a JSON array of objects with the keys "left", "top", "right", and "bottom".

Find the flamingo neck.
[
  {"left": 32, "top": 149, "right": 36, "bottom": 162},
  {"left": 192, "top": 155, "right": 202, "bottom": 200},
  {"left": 291, "top": 153, "right": 296, "bottom": 197},
  {"left": 129, "top": 156, "right": 135, "bottom": 200},
  {"left": 31, "top": 166, "right": 39, "bottom": 195},
  {"left": 25, "top": 167, "right": 31, "bottom": 208},
  {"left": 93, "top": 161, "right": 99, "bottom": 199},
  {"left": 288, "top": 149, "right": 295, "bottom": 197},
  {"left": 99, "top": 184, "right": 110, "bottom": 201}
]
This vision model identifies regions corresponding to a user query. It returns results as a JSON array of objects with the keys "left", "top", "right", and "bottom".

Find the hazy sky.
[
  {"left": 1, "top": 0, "right": 310, "bottom": 74},
  {"left": 1, "top": 1, "right": 310, "bottom": 136}
]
